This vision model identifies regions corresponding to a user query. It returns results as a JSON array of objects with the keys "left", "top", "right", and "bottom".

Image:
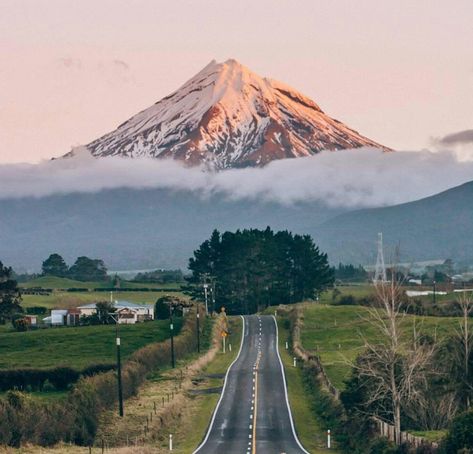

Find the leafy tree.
[
  {"left": 41, "top": 253, "right": 69, "bottom": 277},
  {"left": 80, "top": 301, "right": 115, "bottom": 325},
  {"left": 441, "top": 410, "right": 473, "bottom": 453},
  {"left": 188, "top": 228, "right": 333, "bottom": 314},
  {"left": 0, "top": 261, "right": 22, "bottom": 324},
  {"left": 155, "top": 297, "right": 171, "bottom": 320},
  {"left": 155, "top": 296, "right": 186, "bottom": 320},
  {"left": 68, "top": 256, "right": 108, "bottom": 282}
]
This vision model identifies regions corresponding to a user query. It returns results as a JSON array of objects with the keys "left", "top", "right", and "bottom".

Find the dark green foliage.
[
  {"left": 155, "top": 297, "right": 171, "bottom": 320},
  {"left": 0, "top": 261, "right": 22, "bottom": 324},
  {"left": 333, "top": 263, "right": 369, "bottom": 282},
  {"left": 26, "top": 306, "right": 48, "bottom": 315},
  {"left": 133, "top": 269, "right": 184, "bottom": 283},
  {"left": 41, "top": 253, "right": 69, "bottom": 278},
  {"left": 68, "top": 256, "right": 108, "bottom": 282},
  {"left": 435, "top": 335, "right": 473, "bottom": 414},
  {"left": 301, "top": 361, "right": 374, "bottom": 453},
  {"left": 188, "top": 228, "right": 333, "bottom": 314},
  {"left": 441, "top": 410, "right": 473, "bottom": 453},
  {"left": 0, "top": 364, "right": 115, "bottom": 392},
  {"left": 367, "top": 438, "right": 399, "bottom": 454}
]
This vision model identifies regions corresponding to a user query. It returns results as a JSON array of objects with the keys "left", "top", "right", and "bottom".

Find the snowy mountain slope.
[{"left": 69, "top": 59, "right": 390, "bottom": 169}]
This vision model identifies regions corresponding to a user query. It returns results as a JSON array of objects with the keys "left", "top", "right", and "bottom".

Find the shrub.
[
  {"left": 336, "top": 295, "right": 356, "bottom": 306},
  {"left": 27, "top": 306, "right": 48, "bottom": 315},
  {"left": 441, "top": 410, "right": 473, "bottom": 453}
]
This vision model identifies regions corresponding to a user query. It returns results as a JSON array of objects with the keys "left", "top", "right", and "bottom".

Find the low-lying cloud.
[{"left": 1, "top": 148, "right": 473, "bottom": 208}]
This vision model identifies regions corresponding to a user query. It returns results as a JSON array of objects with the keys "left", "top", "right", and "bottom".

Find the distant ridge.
[{"left": 315, "top": 180, "right": 473, "bottom": 265}]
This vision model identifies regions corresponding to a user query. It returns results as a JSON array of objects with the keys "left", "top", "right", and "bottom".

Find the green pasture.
[
  {"left": 300, "top": 303, "right": 460, "bottom": 390},
  {"left": 0, "top": 318, "right": 182, "bottom": 370}
]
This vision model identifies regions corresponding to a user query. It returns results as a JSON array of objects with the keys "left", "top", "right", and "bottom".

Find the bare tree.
[
  {"left": 454, "top": 291, "right": 473, "bottom": 409},
  {"left": 351, "top": 273, "right": 436, "bottom": 444}
]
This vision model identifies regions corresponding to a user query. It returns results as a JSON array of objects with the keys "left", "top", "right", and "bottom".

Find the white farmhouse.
[{"left": 77, "top": 300, "right": 154, "bottom": 324}]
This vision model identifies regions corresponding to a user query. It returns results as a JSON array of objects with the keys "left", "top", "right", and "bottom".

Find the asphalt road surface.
[{"left": 194, "top": 314, "right": 309, "bottom": 454}]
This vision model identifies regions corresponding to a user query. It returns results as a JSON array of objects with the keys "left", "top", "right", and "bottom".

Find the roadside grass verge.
[
  {"left": 276, "top": 316, "right": 338, "bottom": 453},
  {"left": 168, "top": 316, "right": 243, "bottom": 453}
]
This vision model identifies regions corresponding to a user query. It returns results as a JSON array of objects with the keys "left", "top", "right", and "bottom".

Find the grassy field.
[
  {"left": 20, "top": 276, "right": 184, "bottom": 290},
  {"left": 21, "top": 290, "right": 187, "bottom": 311},
  {"left": 276, "top": 316, "right": 337, "bottom": 453},
  {"left": 0, "top": 318, "right": 182, "bottom": 370},
  {"left": 19, "top": 276, "right": 187, "bottom": 312},
  {"left": 300, "top": 303, "right": 460, "bottom": 390}
]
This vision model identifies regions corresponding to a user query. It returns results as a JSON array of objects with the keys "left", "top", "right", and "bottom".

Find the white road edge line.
[
  {"left": 193, "top": 315, "right": 246, "bottom": 453},
  {"left": 272, "top": 315, "right": 311, "bottom": 454}
]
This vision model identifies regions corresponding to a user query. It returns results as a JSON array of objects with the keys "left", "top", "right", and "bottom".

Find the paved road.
[{"left": 194, "top": 315, "right": 309, "bottom": 454}]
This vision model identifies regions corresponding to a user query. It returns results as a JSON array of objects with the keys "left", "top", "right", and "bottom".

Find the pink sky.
[{"left": 1, "top": 0, "right": 472, "bottom": 163}]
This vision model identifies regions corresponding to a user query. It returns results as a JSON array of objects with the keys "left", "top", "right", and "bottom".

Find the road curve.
[{"left": 194, "top": 314, "right": 309, "bottom": 454}]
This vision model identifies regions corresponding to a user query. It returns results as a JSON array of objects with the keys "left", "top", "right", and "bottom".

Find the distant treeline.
[{"left": 132, "top": 269, "right": 184, "bottom": 284}]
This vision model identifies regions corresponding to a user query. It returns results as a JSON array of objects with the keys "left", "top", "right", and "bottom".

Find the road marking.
[{"left": 252, "top": 365, "right": 258, "bottom": 454}]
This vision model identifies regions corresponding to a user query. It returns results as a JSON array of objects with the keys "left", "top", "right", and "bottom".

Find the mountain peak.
[{"left": 75, "top": 59, "right": 390, "bottom": 169}]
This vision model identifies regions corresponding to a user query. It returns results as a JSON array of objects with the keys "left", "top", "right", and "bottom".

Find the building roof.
[{"left": 77, "top": 300, "right": 151, "bottom": 310}]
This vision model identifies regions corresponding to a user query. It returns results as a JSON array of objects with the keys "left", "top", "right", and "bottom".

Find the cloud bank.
[{"left": 0, "top": 148, "right": 473, "bottom": 208}]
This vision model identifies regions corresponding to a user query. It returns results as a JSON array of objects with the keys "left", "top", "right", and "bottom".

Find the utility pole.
[
  {"left": 203, "top": 283, "right": 209, "bottom": 315},
  {"left": 169, "top": 304, "right": 175, "bottom": 368},
  {"left": 196, "top": 303, "right": 200, "bottom": 353},
  {"left": 209, "top": 275, "right": 216, "bottom": 314},
  {"left": 433, "top": 280, "right": 437, "bottom": 305},
  {"left": 109, "top": 312, "right": 124, "bottom": 417}
]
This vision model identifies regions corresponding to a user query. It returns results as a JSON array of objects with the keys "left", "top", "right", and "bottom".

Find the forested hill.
[{"left": 315, "top": 180, "right": 473, "bottom": 265}]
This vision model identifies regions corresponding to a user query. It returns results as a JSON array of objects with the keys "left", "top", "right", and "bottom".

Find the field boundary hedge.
[
  {"left": 0, "top": 307, "right": 203, "bottom": 447},
  {"left": 0, "top": 364, "right": 115, "bottom": 392}
]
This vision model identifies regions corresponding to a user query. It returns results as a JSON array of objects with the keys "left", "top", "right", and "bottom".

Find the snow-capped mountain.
[{"left": 69, "top": 59, "right": 390, "bottom": 169}]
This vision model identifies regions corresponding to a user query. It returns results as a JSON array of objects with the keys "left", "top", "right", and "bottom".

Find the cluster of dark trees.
[
  {"left": 187, "top": 228, "right": 333, "bottom": 314},
  {"left": 0, "top": 261, "right": 22, "bottom": 324},
  {"left": 133, "top": 269, "right": 184, "bottom": 284},
  {"left": 332, "top": 263, "right": 368, "bottom": 282},
  {"left": 41, "top": 254, "right": 108, "bottom": 282}
]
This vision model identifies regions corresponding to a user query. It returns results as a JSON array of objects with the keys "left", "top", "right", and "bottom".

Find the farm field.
[
  {"left": 299, "top": 303, "right": 460, "bottom": 390},
  {"left": 19, "top": 276, "right": 187, "bottom": 311},
  {"left": 21, "top": 290, "right": 186, "bottom": 311},
  {"left": 20, "top": 275, "right": 184, "bottom": 290},
  {"left": 0, "top": 318, "right": 182, "bottom": 370}
]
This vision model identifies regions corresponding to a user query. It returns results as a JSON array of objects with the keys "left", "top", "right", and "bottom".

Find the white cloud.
[{"left": 0, "top": 148, "right": 472, "bottom": 208}]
